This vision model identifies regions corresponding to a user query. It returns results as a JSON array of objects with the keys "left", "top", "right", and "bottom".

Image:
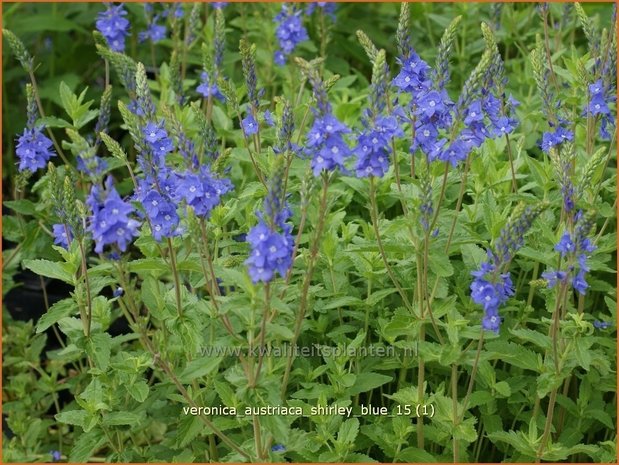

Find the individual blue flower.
[
  {"left": 113, "top": 287, "right": 124, "bottom": 297},
  {"left": 264, "top": 110, "right": 275, "bottom": 127},
  {"left": 95, "top": 3, "right": 130, "bottom": 52},
  {"left": 139, "top": 21, "right": 166, "bottom": 43},
  {"left": 196, "top": 71, "right": 224, "bottom": 101},
  {"left": 554, "top": 232, "right": 575, "bottom": 256},
  {"left": 88, "top": 178, "right": 140, "bottom": 253},
  {"left": 242, "top": 114, "right": 259, "bottom": 136},
  {"left": 273, "top": 4, "right": 308, "bottom": 64},
  {"left": 15, "top": 127, "right": 56, "bottom": 172},
  {"left": 212, "top": 2, "right": 228, "bottom": 9},
  {"left": 271, "top": 444, "right": 286, "bottom": 453},
  {"left": 52, "top": 223, "right": 73, "bottom": 248},
  {"left": 50, "top": 450, "right": 62, "bottom": 462},
  {"left": 572, "top": 269, "right": 589, "bottom": 295},
  {"left": 541, "top": 270, "right": 568, "bottom": 288},
  {"left": 274, "top": 50, "right": 286, "bottom": 66}
]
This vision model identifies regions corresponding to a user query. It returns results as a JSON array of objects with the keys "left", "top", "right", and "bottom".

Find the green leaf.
[
  {"left": 87, "top": 332, "right": 112, "bottom": 371},
  {"left": 398, "top": 447, "right": 437, "bottom": 462},
  {"left": 3, "top": 199, "right": 37, "bottom": 215},
  {"left": 347, "top": 373, "right": 392, "bottom": 396},
  {"left": 428, "top": 250, "right": 454, "bottom": 277},
  {"left": 36, "top": 298, "right": 77, "bottom": 333},
  {"left": 338, "top": 418, "right": 359, "bottom": 445},
  {"left": 179, "top": 356, "right": 223, "bottom": 383},
  {"left": 37, "top": 115, "right": 73, "bottom": 129},
  {"left": 56, "top": 410, "right": 87, "bottom": 428},
  {"left": 102, "top": 411, "right": 142, "bottom": 426},
  {"left": 485, "top": 341, "right": 541, "bottom": 372},
  {"left": 494, "top": 381, "right": 511, "bottom": 397},
  {"left": 127, "top": 380, "right": 149, "bottom": 403},
  {"left": 322, "top": 296, "right": 364, "bottom": 310},
  {"left": 68, "top": 429, "right": 106, "bottom": 463},
  {"left": 23, "top": 259, "right": 74, "bottom": 284}
]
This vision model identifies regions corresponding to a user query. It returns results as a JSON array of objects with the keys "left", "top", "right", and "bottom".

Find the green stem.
[{"left": 281, "top": 174, "right": 330, "bottom": 398}]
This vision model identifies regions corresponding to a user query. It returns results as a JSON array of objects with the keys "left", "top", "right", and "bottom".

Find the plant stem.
[
  {"left": 253, "top": 283, "right": 271, "bottom": 386},
  {"left": 451, "top": 363, "right": 459, "bottom": 463},
  {"left": 368, "top": 176, "right": 413, "bottom": 311},
  {"left": 281, "top": 174, "right": 329, "bottom": 398},
  {"left": 166, "top": 237, "right": 183, "bottom": 318}
]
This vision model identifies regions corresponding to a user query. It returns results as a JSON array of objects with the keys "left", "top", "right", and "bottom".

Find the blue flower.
[
  {"left": 52, "top": 223, "right": 73, "bottom": 248},
  {"left": 482, "top": 309, "right": 502, "bottom": 332},
  {"left": 306, "top": 113, "right": 351, "bottom": 176},
  {"left": 139, "top": 21, "right": 166, "bottom": 43},
  {"left": 438, "top": 139, "right": 470, "bottom": 167},
  {"left": 470, "top": 260, "right": 514, "bottom": 333},
  {"left": 113, "top": 287, "right": 124, "bottom": 297},
  {"left": 242, "top": 114, "right": 259, "bottom": 135},
  {"left": 197, "top": 71, "right": 224, "bottom": 101},
  {"left": 593, "top": 319, "right": 611, "bottom": 330},
  {"left": 143, "top": 121, "right": 174, "bottom": 164},
  {"left": 245, "top": 222, "right": 294, "bottom": 283},
  {"left": 274, "top": 4, "right": 308, "bottom": 64},
  {"left": 50, "top": 450, "right": 62, "bottom": 462},
  {"left": 540, "top": 126, "right": 573, "bottom": 153},
  {"left": 271, "top": 444, "right": 286, "bottom": 453},
  {"left": 392, "top": 53, "right": 431, "bottom": 92},
  {"left": 264, "top": 110, "right": 275, "bottom": 127},
  {"left": 274, "top": 50, "right": 286, "bottom": 66},
  {"left": 175, "top": 167, "right": 233, "bottom": 218},
  {"left": 354, "top": 116, "right": 402, "bottom": 178},
  {"left": 212, "top": 2, "right": 228, "bottom": 9},
  {"left": 541, "top": 270, "right": 568, "bottom": 288},
  {"left": 95, "top": 3, "right": 130, "bottom": 52},
  {"left": 572, "top": 269, "right": 589, "bottom": 295},
  {"left": 554, "top": 232, "right": 575, "bottom": 256},
  {"left": 15, "top": 127, "right": 56, "bottom": 172},
  {"left": 88, "top": 178, "right": 140, "bottom": 253},
  {"left": 138, "top": 189, "right": 180, "bottom": 242}
]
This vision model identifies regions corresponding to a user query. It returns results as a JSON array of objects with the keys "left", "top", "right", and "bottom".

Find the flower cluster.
[
  {"left": 274, "top": 4, "right": 308, "bottom": 65},
  {"left": 542, "top": 212, "right": 597, "bottom": 295},
  {"left": 95, "top": 3, "right": 130, "bottom": 52},
  {"left": 88, "top": 178, "right": 140, "bottom": 254},
  {"left": 540, "top": 125, "right": 573, "bottom": 153},
  {"left": 470, "top": 204, "right": 543, "bottom": 332},
  {"left": 15, "top": 127, "right": 55, "bottom": 172},
  {"left": 470, "top": 260, "right": 514, "bottom": 332},
  {"left": 306, "top": 2, "right": 337, "bottom": 19},
  {"left": 138, "top": 185, "right": 180, "bottom": 242},
  {"left": 143, "top": 121, "right": 174, "bottom": 168},
  {"left": 354, "top": 116, "right": 402, "bottom": 177},
  {"left": 245, "top": 162, "right": 294, "bottom": 283},
  {"left": 585, "top": 78, "right": 616, "bottom": 140},
  {"left": 175, "top": 166, "right": 233, "bottom": 218},
  {"left": 306, "top": 114, "right": 351, "bottom": 176}
]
